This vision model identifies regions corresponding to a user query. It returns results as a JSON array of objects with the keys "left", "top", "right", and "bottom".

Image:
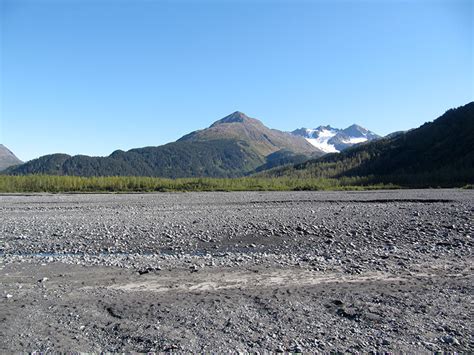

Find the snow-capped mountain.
[
  {"left": 291, "top": 124, "right": 380, "bottom": 153},
  {"left": 292, "top": 126, "right": 340, "bottom": 153}
]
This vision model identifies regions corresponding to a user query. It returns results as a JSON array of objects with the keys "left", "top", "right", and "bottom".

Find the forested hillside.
[
  {"left": 261, "top": 102, "right": 474, "bottom": 187},
  {"left": 5, "top": 140, "right": 267, "bottom": 178}
]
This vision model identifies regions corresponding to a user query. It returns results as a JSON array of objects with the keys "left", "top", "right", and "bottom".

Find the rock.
[
  {"left": 441, "top": 335, "right": 460, "bottom": 345},
  {"left": 290, "top": 344, "right": 303, "bottom": 353}
]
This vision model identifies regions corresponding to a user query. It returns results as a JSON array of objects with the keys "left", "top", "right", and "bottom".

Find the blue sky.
[{"left": 1, "top": 0, "right": 472, "bottom": 161}]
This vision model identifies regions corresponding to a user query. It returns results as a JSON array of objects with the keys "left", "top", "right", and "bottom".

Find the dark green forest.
[
  {"left": 261, "top": 102, "right": 474, "bottom": 187},
  {"left": 4, "top": 140, "right": 268, "bottom": 178}
]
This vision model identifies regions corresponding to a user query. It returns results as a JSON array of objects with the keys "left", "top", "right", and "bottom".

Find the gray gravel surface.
[{"left": 0, "top": 190, "right": 472, "bottom": 352}]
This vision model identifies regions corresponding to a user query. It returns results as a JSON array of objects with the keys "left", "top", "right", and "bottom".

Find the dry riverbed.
[{"left": 0, "top": 190, "right": 472, "bottom": 352}]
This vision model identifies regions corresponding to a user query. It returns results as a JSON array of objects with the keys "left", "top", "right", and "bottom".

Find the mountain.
[
  {"left": 291, "top": 124, "right": 380, "bottom": 153},
  {"left": 0, "top": 145, "right": 22, "bottom": 171},
  {"left": 180, "top": 111, "right": 319, "bottom": 156},
  {"left": 263, "top": 102, "right": 474, "bottom": 187},
  {"left": 5, "top": 112, "right": 323, "bottom": 178}
]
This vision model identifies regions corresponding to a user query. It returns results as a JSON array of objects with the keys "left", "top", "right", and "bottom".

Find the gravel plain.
[{"left": 0, "top": 190, "right": 473, "bottom": 352}]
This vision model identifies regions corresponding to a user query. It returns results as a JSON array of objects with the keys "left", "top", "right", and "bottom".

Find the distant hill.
[
  {"left": 291, "top": 124, "right": 380, "bottom": 153},
  {"left": 0, "top": 145, "right": 22, "bottom": 171},
  {"left": 5, "top": 112, "right": 323, "bottom": 178},
  {"left": 262, "top": 102, "right": 474, "bottom": 187},
  {"left": 7, "top": 141, "right": 265, "bottom": 178}
]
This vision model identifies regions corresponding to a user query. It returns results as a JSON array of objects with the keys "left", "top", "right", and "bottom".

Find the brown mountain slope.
[{"left": 178, "top": 111, "right": 322, "bottom": 157}]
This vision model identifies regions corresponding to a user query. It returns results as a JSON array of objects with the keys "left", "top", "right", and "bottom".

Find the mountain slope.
[
  {"left": 0, "top": 145, "right": 23, "bottom": 171},
  {"left": 264, "top": 102, "right": 474, "bottom": 186},
  {"left": 180, "top": 111, "right": 319, "bottom": 156},
  {"left": 291, "top": 124, "right": 380, "bottom": 153},
  {"left": 5, "top": 112, "right": 323, "bottom": 177}
]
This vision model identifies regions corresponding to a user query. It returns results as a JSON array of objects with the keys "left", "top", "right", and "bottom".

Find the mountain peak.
[
  {"left": 0, "top": 144, "right": 23, "bottom": 171},
  {"left": 315, "top": 125, "right": 337, "bottom": 131},
  {"left": 345, "top": 123, "right": 367, "bottom": 131},
  {"left": 211, "top": 111, "right": 252, "bottom": 126},
  {"left": 232, "top": 110, "right": 248, "bottom": 118},
  {"left": 341, "top": 124, "right": 379, "bottom": 139}
]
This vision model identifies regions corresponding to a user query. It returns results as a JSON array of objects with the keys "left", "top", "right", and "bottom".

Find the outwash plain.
[{"left": 0, "top": 190, "right": 472, "bottom": 352}]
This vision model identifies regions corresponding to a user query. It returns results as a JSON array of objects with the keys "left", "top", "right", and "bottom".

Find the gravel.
[{"left": 0, "top": 189, "right": 472, "bottom": 352}]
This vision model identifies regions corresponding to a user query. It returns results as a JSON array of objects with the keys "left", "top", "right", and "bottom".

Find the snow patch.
[
  {"left": 305, "top": 128, "right": 339, "bottom": 153},
  {"left": 295, "top": 125, "right": 376, "bottom": 153},
  {"left": 341, "top": 137, "right": 368, "bottom": 144}
]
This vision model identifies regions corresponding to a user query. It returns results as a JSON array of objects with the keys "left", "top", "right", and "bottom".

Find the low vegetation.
[{"left": 0, "top": 175, "right": 399, "bottom": 193}]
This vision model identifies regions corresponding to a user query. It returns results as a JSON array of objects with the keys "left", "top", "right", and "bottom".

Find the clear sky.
[{"left": 1, "top": 0, "right": 472, "bottom": 161}]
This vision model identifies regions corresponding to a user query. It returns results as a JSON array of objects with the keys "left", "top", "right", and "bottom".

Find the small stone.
[
  {"left": 332, "top": 299, "right": 343, "bottom": 306},
  {"left": 441, "top": 335, "right": 460, "bottom": 345},
  {"left": 290, "top": 344, "right": 302, "bottom": 353}
]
